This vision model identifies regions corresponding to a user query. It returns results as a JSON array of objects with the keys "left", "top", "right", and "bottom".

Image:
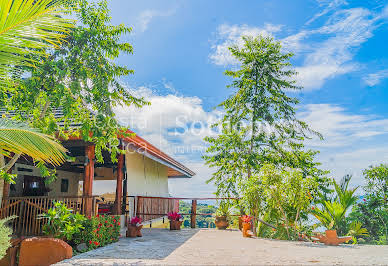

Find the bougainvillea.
[
  {"left": 167, "top": 212, "right": 182, "bottom": 221},
  {"left": 130, "top": 216, "right": 142, "bottom": 226},
  {"left": 241, "top": 215, "right": 253, "bottom": 223},
  {"left": 73, "top": 215, "right": 120, "bottom": 251}
]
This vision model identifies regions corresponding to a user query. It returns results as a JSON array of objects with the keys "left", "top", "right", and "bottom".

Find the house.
[{"left": 0, "top": 129, "right": 195, "bottom": 235}]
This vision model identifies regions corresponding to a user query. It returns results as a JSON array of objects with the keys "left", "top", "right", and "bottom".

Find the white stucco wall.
[{"left": 125, "top": 150, "right": 169, "bottom": 197}]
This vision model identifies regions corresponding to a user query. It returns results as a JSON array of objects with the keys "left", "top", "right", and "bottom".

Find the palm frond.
[
  {"left": 0, "top": 119, "right": 66, "bottom": 166},
  {"left": 0, "top": 0, "right": 74, "bottom": 83}
]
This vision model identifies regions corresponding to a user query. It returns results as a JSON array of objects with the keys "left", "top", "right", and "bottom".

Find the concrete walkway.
[{"left": 57, "top": 228, "right": 388, "bottom": 265}]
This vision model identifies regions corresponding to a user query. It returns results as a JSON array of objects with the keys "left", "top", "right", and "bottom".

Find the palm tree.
[
  {"left": 0, "top": 119, "right": 66, "bottom": 169},
  {"left": 0, "top": 0, "right": 74, "bottom": 85},
  {"left": 0, "top": 0, "right": 73, "bottom": 178}
]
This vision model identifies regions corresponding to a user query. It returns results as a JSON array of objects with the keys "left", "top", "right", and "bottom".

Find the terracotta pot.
[
  {"left": 242, "top": 222, "right": 253, "bottom": 238},
  {"left": 126, "top": 224, "right": 143, "bottom": 237},
  {"left": 215, "top": 216, "right": 229, "bottom": 230},
  {"left": 325, "top": 229, "right": 338, "bottom": 239},
  {"left": 169, "top": 220, "right": 183, "bottom": 230}
]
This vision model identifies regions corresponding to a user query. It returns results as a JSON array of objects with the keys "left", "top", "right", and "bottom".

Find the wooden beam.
[
  {"left": 113, "top": 153, "right": 124, "bottom": 215},
  {"left": 191, "top": 200, "right": 197, "bottom": 228},
  {"left": 83, "top": 145, "right": 95, "bottom": 217}
]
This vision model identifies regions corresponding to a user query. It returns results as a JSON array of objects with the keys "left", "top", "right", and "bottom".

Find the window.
[{"left": 61, "top": 179, "right": 69, "bottom": 193}]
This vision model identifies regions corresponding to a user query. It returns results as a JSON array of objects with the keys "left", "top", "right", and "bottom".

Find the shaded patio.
[{"left": 57, "top": 229, "right": 388, "bottom": 265}]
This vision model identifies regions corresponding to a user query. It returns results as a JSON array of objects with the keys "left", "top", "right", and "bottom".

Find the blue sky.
[{"left": 102, "top": 0, "right": 388, "bottom": 197}]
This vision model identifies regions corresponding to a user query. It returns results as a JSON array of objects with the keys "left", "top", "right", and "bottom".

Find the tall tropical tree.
[
  {"left": 204, "top": 36, "right": 326, "bottom": 198},
  {"left": 0, "top": 0, "right": 74, "bottom": 85}
]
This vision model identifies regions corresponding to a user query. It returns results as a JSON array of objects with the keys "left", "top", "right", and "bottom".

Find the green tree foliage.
[
  {"left": 349, "top": 164, "right": 388, "bottom": 244},
  {"left": 179, "top": 201, "right": 217, "bottom": 228},
  {"left": 244, "top": 164, "right": 318, "bottom": 240},
  {"left": 40, "top": 201, "right": 86, "bottom": 241},
  {"left": 1, "top": 0, "right": 148, "bottom": 169},
  {"left": 204, "top": 35, "right": 327, "bottom": 199},
  {"left": 0, "top": 0, "right": 74, "bottom": 87},
  {"left": 0, "top": 216, "right": 15, "bottom": 260}
]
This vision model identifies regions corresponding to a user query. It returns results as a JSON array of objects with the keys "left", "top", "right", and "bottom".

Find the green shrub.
[
  {"left": 39, "top": 201, "right": 86, "bottom": 243},
  {"left": 0, "top": 216, "right": 15, "bottom": 260},
  {"left": 73, "top": 215, "right": 120, "bottom": 251}
]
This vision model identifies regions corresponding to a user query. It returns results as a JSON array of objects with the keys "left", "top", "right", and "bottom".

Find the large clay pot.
[
  {"left": 126, "top": 224, "right": 143, "bottom": 237},
  {"left": 242, "top": 222, "right": 253, "bottom": 238},
  {"left": 325, "top": 229, "right": 337, "bottom": 239},
  {"left": 18, "top": 237, "right": 72, "bottom": 266},
  {"left": 215, "top": 216, "right": 229, "bottom": 230},
  {"left": 170, "top": 220, "right": 183, "bottom": 230}
]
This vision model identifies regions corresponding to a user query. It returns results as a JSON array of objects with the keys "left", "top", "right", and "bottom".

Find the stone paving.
[{"left": 57, "top": 228, "right": 388, "bottom": 265}]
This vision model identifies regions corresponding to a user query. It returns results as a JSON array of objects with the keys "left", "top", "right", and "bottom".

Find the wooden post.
[
  {"left": 84, "top": 145, "right": 95, "bottom": 217},
  {"left": 114, "top": 153, "right": 124, "bottom": 215},
  {"left": 191, "top": 199, "right": 197, "bottom": 228}
]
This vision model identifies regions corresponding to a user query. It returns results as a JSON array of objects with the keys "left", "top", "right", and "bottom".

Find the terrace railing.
[
  {"left": 0, "top": 195, "right": 98, "bottom": 236},
  {"left": 130, "top": 196, "right": 239, "bottom": 228}
]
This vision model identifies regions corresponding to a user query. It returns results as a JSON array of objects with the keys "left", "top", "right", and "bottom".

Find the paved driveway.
[{"left": 57, "top": 228, "right": 388, "bottom": 265}]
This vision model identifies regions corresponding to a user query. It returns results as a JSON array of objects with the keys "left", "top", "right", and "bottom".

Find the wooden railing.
[
  {"left": 132, "top": 196, "right": 239, "bottom": 228},
  {"left": 135, "top": 196, "right": 179, "bottom": 222},
  {"left": 0, "top": 196, "right": 98, "bottom": 236}
]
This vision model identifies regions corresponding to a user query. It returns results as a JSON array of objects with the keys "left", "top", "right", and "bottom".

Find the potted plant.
[
  {"left": 126, "top": 216, "right": 143, "bottom": 237},
  {"left": 214, "top": 202, "right": 230, "bottom": 230},
  {"left": 241, "top": 215, "right": 253, "bottom": 238},
  {"left": 311, "top": 202, "right": 352, "bottom": 245},
  {"left": 168, "top": 212, "right": 182, "bottom": 230}
]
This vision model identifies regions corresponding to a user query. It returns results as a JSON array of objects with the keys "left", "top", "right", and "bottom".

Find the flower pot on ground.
[
  {"left": 126, "top": 217, "right": 143, "bottom": 237},
  {"left": 168, "top": 212, "right": 183, "bottom": 230},
  {"left": 170, "top": 220, "right": 183, "bottom": 230},
  {"left": 241, "top": 215, "right": 254, "bottom": 238},
  {"left": 215, "top": 216, "right": 229, "bottom": 230},
  {"left": 214, "top": 201, "right": 231, "bottom": 230},
  {"left": 313, "top": 229, "right": 352, "bottom": 246}
]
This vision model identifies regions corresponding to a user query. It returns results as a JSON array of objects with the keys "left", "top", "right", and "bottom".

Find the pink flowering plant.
[
  {"left": 167, "top": 212, "right": 182, "bottom": 221},
  {"left": 130, "top": 216, "right": 142, "bottom": 226}
]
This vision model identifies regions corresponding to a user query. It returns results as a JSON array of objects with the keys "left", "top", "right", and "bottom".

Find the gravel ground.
[{"left": 57, "top": 228, "right": 388, "bottom": 265}]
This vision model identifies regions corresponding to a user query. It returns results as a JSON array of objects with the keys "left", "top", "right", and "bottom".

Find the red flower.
[
  {"left": 98, "top": 223, "right": 102, "bottom": 227},
  {"left": 97, "top": 228, "right": 100, "bottom": 231},
  {"left": 105, "top": 220, "right": 108, "bottom": 223},
  {"left": 241, "top": 215, "right": 252, "bottom": 223},
  {"left": 96, "top": 214, "right": 99, "bottom": 218},
  {"left": 130, "top": 217, "right": 142, "bottom": 226},
  {"left": 94, "top": 241, "right": 99, "bottom": 246},
  {"left": 167, "top": 212, "right": 182, "bottom": 221},
  {"left": 118, "top": 222, "right": 120, "bottom": 226},
  {"left": 311, "top": 206, "right": 315, "bottom": 210},
  {"left": 113, "top": 219, "right": 116, "bottom": 223},
  {"left": 89, "top": 240, "right": 92, "bottom": 245}
]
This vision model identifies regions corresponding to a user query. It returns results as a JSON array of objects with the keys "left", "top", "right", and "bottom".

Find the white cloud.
[
  {"left": 209, "top": 5, "right": 388, "bottom": 90},
  {"left": 209, "top": 23, "right": 282, "bottom": 66},
  {"left": 306, "top": 0, "right": 348, "bottom": 25},
  {"left": 363, "top": 69, "right": 388, "bottom": 86},
  {"left": 136, "top": 9, "right": 175, "bottom": 33},
  {"left": 300, "top": 104, "right": 388, "bottom": 147},
  {"left": 114, "top": 86, "right": 220, "bottom": 160}
]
